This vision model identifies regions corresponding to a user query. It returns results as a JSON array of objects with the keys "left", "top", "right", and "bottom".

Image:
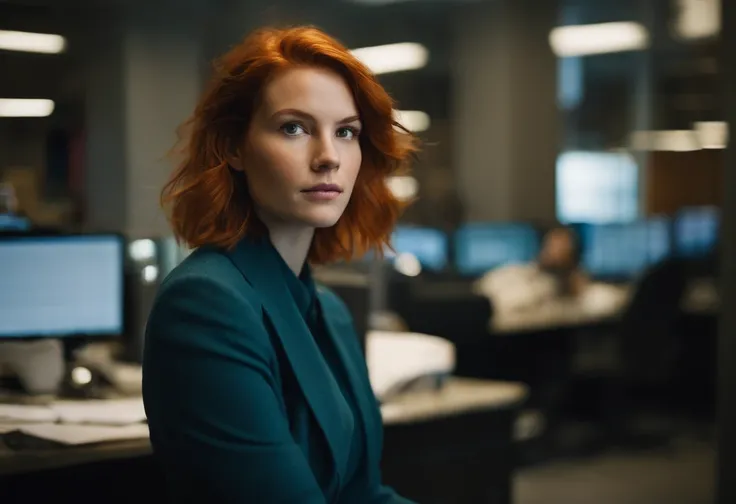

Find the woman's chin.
[
  {"left": 309, "top": 217, "right": 341, "bottom": 229},
  {"left": 290, "top": 204, "right": 343, "bottom": 228}
]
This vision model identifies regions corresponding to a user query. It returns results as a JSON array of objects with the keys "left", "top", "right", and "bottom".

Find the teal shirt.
[{"left": 142, "top": 237, "right": 412, "bottom": 504}]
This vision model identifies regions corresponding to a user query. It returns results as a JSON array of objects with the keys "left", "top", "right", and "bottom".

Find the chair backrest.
[
  {"left": 618, "top": 258, "right": 689, "bottom": 383},
  {"left": 403, "top": 279, "right": 492, "bottom": 344}
]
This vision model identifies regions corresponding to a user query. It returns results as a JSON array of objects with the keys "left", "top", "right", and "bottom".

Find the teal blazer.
[{"left": 142, "top": 238, "right": 413, "bottom": 503}]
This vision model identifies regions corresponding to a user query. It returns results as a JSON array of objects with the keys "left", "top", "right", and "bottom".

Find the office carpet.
[{"left": 515, "top": 438, "right": 715, "bottom": 504}]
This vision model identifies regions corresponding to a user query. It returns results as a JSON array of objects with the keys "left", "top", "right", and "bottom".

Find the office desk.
[
  {"left": 0, "top": 436, "right": 149, "bottom": 476},
  {"left": 381, "top": 378, "right": 528, "bottom": 504},
  {"left": 490, "top": 279, "right": 718, "bottom": 335},
  {"left": 1, "top": 378, "right": 526, "bottom": 504},
  {"left": 491, "top": 285, "right": 629, "bottom": 334},
  {"left": 492, "top": 297, "right": 623, "bottom": 334},
  {"left": 0, "top": 435, "right": 162, "bottom": 504}
]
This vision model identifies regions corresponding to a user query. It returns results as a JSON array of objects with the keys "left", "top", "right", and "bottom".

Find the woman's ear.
[
  {"left": 227, "top": 138, "right": 249, "bottom": 172},
  {"left": 227, "top": 153, "right": 244, "bottom": 172}
]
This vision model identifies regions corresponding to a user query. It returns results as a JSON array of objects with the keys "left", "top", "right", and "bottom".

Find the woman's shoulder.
[
  {"left": 146, "top": 247, "right": 272, "bottom": 356},
  {"left": 156, "top": 246, "right": 260, "bottom": 311}
]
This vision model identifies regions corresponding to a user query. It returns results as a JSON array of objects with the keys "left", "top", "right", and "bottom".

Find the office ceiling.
[{"left": 0, "top": 0, "right": 724, "bottom": 146}]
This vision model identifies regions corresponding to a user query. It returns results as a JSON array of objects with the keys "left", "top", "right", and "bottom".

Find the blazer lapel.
[
  {"left": 317, "top": 288, "right": 381, "bottom": 470},
  {"left": 223, "top": 238, "right": 353, "bottom": 479}
]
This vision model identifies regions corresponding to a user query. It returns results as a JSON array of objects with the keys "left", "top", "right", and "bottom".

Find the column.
[
  {"left": 451, "top": 0, "right": 559, "bottom": 224},
  {"left": 83, "top": 7, "right": 204, "bottom": 238}
]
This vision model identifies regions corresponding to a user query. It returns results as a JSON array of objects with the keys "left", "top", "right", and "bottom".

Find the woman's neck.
[{"left": 263, "top": 219, "right": 315, "bottom": 275}]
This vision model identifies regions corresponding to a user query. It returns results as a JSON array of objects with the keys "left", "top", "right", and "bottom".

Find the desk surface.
[
  {"left": 491, "top": 291, "right": 627, "bottom": 334},
  {"left": 491, "top": 279, "right": 718, "bottom": 334},
  {"left": 381, "top": 378, "right": 527, "bottom": 424},
  {"left": 0, "top": 436, "right": 150, "bottom": 476},
  {"left": 0, "top": 378, "right": 527, "bottom": 477}
]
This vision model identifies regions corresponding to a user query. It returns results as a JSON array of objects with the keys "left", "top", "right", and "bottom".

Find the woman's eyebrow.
[{"left": 270, "top": 109, "right": 360, "bottom": 125}]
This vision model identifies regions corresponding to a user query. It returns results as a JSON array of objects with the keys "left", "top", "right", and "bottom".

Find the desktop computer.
[
  {"left": 390, "top": 226, "right": 449, "bottom": 273},
  {"left": 0, "top": 233, "right": 125, "bottom": 338},
  {"left": 0, "top": 233, "right": 125, "bottom": 394},
  {"left": 0, "top": 214, "right": 31, "bottom": 232},
  {"left": 356, "top": 226, "right": 450, "bottom": 276},
  {"left": 579, "top": 218, "right": 672, "bottom": 281},
  {"left": 674, "top": 206, "right": 720, "bottom": 258},
  {"left": 453, "top": 223, "right": 540, "bottom": 276}
]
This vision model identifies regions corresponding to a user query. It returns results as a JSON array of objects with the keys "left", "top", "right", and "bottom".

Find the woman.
[{"left": 142, "top": 26, "right": 418, "bottom": 503}]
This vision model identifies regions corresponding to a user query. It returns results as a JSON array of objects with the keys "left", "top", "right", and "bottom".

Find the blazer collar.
[{"left": 224, "top": 237, "right": 353, "bottom": 478}]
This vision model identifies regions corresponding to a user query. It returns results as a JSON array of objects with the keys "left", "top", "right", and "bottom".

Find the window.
[{"left": 556, "top": 150, "right": 639, "bottom": 224}]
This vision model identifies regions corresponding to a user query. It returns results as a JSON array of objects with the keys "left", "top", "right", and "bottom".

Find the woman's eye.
[
  {"left": 281, "top": 123, "right": 306, "bottom": 136},
  {"left": 337, "top": 127, "right": 359, "bottom": 140}
]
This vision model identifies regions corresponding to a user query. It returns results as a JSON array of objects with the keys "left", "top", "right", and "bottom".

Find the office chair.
[
  {"left": 403, "top": 279, "right": 492, "bottom": 345},
  {"left": 603, "top": 257, "right": 689, "bottom": 449}
]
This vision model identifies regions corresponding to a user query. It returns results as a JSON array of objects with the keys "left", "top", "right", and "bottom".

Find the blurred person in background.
[
  {"left": 474, "top": 225, "right": 588, "bottom": 313},
  {"left": 142, "top": 26, "right": 418, "bottom": 503},
  {"left": 537, "top": 225, "right": 588, "bottom": 298}
]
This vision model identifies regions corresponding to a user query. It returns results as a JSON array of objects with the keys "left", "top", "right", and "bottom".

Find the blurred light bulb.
[{"left": 351, "top": 42, "right": 428, "bottom": 74}]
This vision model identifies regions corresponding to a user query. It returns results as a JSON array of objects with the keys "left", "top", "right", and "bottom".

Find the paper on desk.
[
  {"left": 17, "top": 423, "right": 150, "bottom": 445},
  {"left": 0, "top": 422, "right": 34, "bottom": 434},
  {"left": 52, "top": 398, "right": 146, "bottom": 426},
  {"left": 0, "top": 404, "right": 57, "bottom": 424},
  {"left": 367, "top": 331, "right": 455, "bottom": 400},
  {"left": 0, "top": 398, "right": 146, "bottom": 427}
]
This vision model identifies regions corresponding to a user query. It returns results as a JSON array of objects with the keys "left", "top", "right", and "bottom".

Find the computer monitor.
[
  {"left": 0, "top": 234, "right": 125, "bottom": 338},
  {"left": 390, "top": 226, "right": 448, "bottom": 272},
  {"left": 0, "top": 213, "right": 31, "bottom": 232},
  {"left": 454, "top": 223, "right": 540, "bottom": 276},
  {"left": 674, "top": 206, "right": 720, "bottom": 258},
  {"left": 580, "top": 218, "right": 672, "bottom": 280}
]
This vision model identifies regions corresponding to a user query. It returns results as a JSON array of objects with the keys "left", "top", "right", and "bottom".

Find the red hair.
[{"left": 162, "top": 26, "right": 418, "bottom": 264}]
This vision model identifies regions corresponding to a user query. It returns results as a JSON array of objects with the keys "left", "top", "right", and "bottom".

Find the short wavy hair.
[{"left": 161, "top": 26, "right": 419, "bottom": 264}]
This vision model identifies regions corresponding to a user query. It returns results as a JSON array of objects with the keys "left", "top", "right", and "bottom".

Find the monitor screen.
[
  {"left": 0, "top": 234, "right": 125, "bottom": 338},
  {"left": 390, "top": 227, "right": 448, "bottom": 272},
  {"left": 674, "top": 207, "right": 720, "bottom": 258},
  {"left": 0, "top": 213, "right": 31, "bottom": 232},
  {"left": 454, "top": 223, "right": 539, "bottom": 276},
  {"left": 581, "top": 218, "right": 672, "bottom": 279}
]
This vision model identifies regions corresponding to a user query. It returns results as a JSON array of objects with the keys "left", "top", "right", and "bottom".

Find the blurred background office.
[{"left": 0, "top": 0, "right": 733, "bottom": 503}]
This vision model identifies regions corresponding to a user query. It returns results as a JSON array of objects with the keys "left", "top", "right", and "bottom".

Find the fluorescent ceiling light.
[
  {"left": 673, "top": 0, "right": 721, "bottom": 40},
  {"left": 386, "top": 175, "right": 418, "bottom": 201},
  {"left": 393, "top": 110, "right": 431, "bottom": 132},
  {"left": 0, "top": 30, "right": 66, "bottom": 54},
  {"left": 630, "top": 130, "right": 701, "bottom": 152},
  {"left": 694, "top": 121, "right": 728, "bottom": 149},
  {"left": 0, "top": 99, "right": 55, "bottom": 117},
  {"left": 550, "top": 22, "right": 649, "bottom": 57},
  {"left": 351, "top": 42, "right": 428, "bottom": 74}
]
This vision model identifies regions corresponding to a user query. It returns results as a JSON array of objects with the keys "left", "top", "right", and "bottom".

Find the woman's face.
[{"left": 231, "top": 66, "right": 363, "bottom": 229}]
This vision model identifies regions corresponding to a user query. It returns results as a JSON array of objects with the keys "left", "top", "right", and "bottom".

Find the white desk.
[
  {"left": 0, "top": 378, "right": 527, "bottom": 475},
  {"left": 492, "top": 284, "right": 629, "bottom": 334},
  {"left": 380, "top": 378, "right": 528, "bottom": 425},
  {"left": 491, "top": 279, "right": 718, "bottom": 334}
]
